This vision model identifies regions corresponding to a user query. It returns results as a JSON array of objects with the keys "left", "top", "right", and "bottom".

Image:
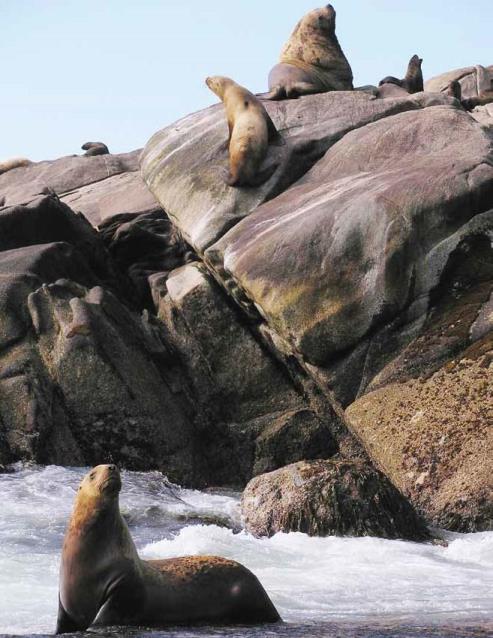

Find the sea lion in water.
[
  {"left": 56, "top": 464, "right": 280, "bottom": 633},
  {"left": 379, "top": 55, "right": 424, "bottom": 95},
  {"left": 81, "top": 142, "right": 110, "bottom": 156},
  {"left": 205, "top": 76, "right": 282, "bottom": 187},
  {"left": 266, "top": 4, "right": 353, "bottom": 100},
  {"left": 0, "top": 157, "right": 32, "bottom": 175}
]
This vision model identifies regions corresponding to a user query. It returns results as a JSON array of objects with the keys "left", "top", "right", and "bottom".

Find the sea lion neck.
[{"left": 69, "top": 490, "right": 121, "bottom": 537}]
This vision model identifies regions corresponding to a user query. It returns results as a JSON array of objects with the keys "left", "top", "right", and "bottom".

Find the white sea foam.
[
  {"left": 141, "top": 525, "right": 493, "bottom": 623},
  {"left": 0, "top": 465, "right": 492, "bottom": 636}
]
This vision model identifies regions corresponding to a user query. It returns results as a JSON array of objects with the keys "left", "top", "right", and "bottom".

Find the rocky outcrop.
[
  {"left": 425, "top": 64, "right": 493, "bottom": 126},
  {"left": 208, "top": 106, "right": 493, "bottom": 383},
  {"left": 0, "top": 196, "right": 201, "bottom": 482},
  {"left": 142, "top": 91, "right": 455, "bottom": 252},
  {"left": 99, "top": 210, "right": 196, "bottom": 307},
  {"left": 241, "top": 459, "right": 429, "bottom": 540},
  {"left": 2, "top": 61, "right": 492, "bottom": 532},
  {"left": 425, "top": 64, "right": 493, "bottom": 99},
  {"left": 0, "top": 149, "right": 156, "bottom": 226},
  {"left": 346, "top": 232, "right": 493, "bottom": 531},
  {"left": 152, "top": 262, "right": 338, "bottom": 484},
  {"left": 141, "top": 73, "right": 493, "bottom": 530}
]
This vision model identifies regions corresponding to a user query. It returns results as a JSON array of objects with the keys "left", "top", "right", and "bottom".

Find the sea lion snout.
[{"left": 84, "top": 464, "right": 121, "bottom": 495}]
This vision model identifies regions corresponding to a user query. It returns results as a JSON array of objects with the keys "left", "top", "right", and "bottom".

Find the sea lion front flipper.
[
  {"left": 56, "top": 598, "right": 84, "bottom": 634},
  {"left": 285, "top": 82, "right": 321, "bottom": 99},
  {"left": 265, "top": 85, "right": 285, "bottom": 101}
]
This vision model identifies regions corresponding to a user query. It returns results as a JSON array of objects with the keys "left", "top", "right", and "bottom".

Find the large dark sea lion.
[
  {"left": 266, "top": 4, "right": 353, "bottom": 100},
  {"left": 56, "top": 464, "right": 280, "bottom": 633},
  {"left": 81, "top": 142, "right": 110, "bottom": 156},
  {"left": 206, "top": 76, "right": 281, "bottom": 187},
  {"left": 378, "top": 55, "right": 424, "bottom": 95}
]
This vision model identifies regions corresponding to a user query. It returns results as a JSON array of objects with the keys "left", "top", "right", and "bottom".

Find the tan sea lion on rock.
[
  {"left": 206, "top": 76, "right": 282, "bottom": 187},
  {"left": 56, "top": 464, "right": 280, "bottom": 633},
  {"left": 81, "top": 141, "right": 110, "bottom": 156},
  {"left": 266, "top": 4, "right": 353, "bottom": 100},
  {"left": 379, "top": 55, "right": 424, "bottom": 95},
  {"left": 0, "top": 157, "right": 32, "bottom": 174}
]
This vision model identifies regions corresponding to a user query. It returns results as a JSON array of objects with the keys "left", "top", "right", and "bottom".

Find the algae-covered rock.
[{"left": 242, "top": 459, "right": 429, "bottom": 540}]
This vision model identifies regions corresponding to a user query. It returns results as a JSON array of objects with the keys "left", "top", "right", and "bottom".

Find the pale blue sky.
[{"left": 1, "top": 1, "right": 492, "bottom": 161}]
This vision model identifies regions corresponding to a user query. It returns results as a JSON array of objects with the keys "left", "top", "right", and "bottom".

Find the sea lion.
[
  {"left": 445, "top": 79, "right": 462, "bottom": 100},
  {"left": 81, "top": 142, "right": 110, "bottom": 156},
  {"left": 205, "top": 76, "right": 281, "bottom": 187},
  {"left": 379, "top": 55, "right": 424, "bottom": 95},
  {"left": 56, "top": 464, "right": 280, "bottom": 633},
  {"left": 266, "top": 4, "right": 353, "bottom": 100},
  {"left": 0, "top": 157, "right": 32, "bottom": 175}
]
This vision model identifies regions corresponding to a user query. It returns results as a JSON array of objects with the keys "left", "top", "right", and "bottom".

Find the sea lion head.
[
  {"left": 309, "top": 4, "right": 336, "bottom": 36},
  {"left": 77, "top": 464, "right": 121, "bottom": 502},
  {"left": 409, "top": 54, "right": 423, "bottom": 68},
  {"left": 206, "top": 76, "right": 231, "bottom": 99}
]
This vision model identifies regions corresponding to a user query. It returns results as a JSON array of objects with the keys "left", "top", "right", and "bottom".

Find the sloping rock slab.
[
  {"left": 141, "top": 91, "right": 454, "bottom": 252},
  {"left": 60, "top": 170, "right": 159, "bottom": 226},
  {"left": 207, "top": 105, "right": 493, "bottom": 366},
  {"left": 241, "top": 459, "right": 429, "bottom": 540},
  {"left": 0, "top": 150, "right": 141, "bottom": 211},
  {"left": 0, "top": 195, "right": 114, "bottom": 282}
]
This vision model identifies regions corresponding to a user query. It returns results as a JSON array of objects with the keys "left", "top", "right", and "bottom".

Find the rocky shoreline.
[{"left": 0, "top": 63, "right": 492, "bottom": 538}]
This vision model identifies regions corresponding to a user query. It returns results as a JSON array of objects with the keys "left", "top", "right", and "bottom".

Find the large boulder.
[
  {"left": 241, "top": 459, "right": 429, "bottom": 540},
  {"left": 140, "top": 85, "right": 493, "bottom": 526},
  {"left": 152, "top": 262, "right": 338, "bottom": 484},
  {"left": 425, "top": 64, "right": 493, "bottom": 99},
  {"left": 208, "top": 105, "right": 493, "bottom": 372},
  {"left": 0, "top": 197, "right": 203, "bottom": 483},
  {"left": 141, "top": 91, "right": 455, "bottom": 252},
  {"left": 346, "top": 230, "right": 493, "bottom": 532}
]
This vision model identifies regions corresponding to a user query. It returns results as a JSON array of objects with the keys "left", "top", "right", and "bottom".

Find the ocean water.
[{"left": 0, "top": 465, "right": 492, "bottom": 638}]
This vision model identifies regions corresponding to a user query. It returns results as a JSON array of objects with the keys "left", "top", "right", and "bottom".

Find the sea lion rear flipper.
[
  {"left": 55, "top": 598, "right": 83, "bottom": 634},
  {"left": 264, "top": 86, "right": 285, "bottom": 101}
]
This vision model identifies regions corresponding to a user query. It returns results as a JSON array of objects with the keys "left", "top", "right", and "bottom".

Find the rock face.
[
  {"left": 2, "top": 61, "right": 492, "bottom": 533},
  {"left": 208, "top": 106, "right": 493, "bottom": 372},
  {"left": 0, "top": 195, "right": 202, "bottom": 483},
  {"left": 141, "top": 69, "right": 493, "bottom": 530},
  {"left": 152, "top": 262, "right": 338, "bottom": 484},
  {"left": 346, "top": 234, "right": 493, "bottom": 531},
  {"left": 241, "top": 459, "right": 429, "bottom": 540},
  {"left": 425, "top": 64, "right": 493, "bottom": 99},
  {"left": 0, "top": 149, "right": 156, "bottom": 226},
  {"left": 141, "top": 91, "right": 454, "bottom": 252}
]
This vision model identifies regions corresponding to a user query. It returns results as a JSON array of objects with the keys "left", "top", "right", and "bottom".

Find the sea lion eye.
[{"left": 90, "top": 472, "right": 96, "bottom": 480}]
